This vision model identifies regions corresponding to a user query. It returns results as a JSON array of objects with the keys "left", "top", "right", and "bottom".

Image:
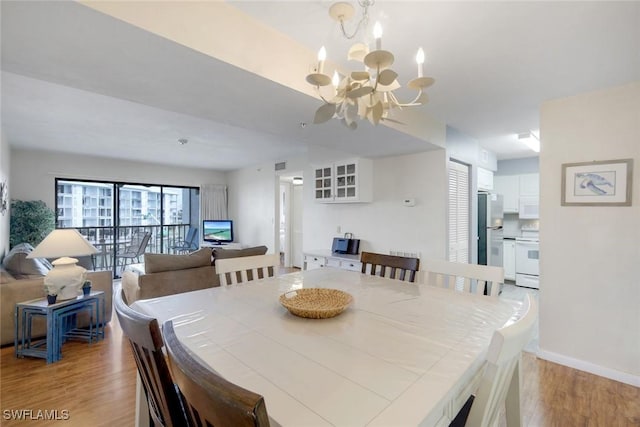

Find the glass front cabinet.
[
  {"left": 313, "top": 158, "right": 373, "bottom": 203},
  {"left": 314, "top": 166, "right": 334, "bottom": 202}
]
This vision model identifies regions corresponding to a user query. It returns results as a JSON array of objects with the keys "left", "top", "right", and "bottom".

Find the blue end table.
[{"left": 14, "top": 291, "right": 105, "bottom": 363}]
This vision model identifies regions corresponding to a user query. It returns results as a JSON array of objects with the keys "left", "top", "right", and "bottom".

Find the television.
[{"left": 202, "top": 220, "right": 234, "bottom": 245}]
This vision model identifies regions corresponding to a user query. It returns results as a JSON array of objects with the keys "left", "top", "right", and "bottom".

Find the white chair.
[
  {"left": 421, "top": 259, "right": 504, "bottom": 297},
  {"left": 450, "top": 294, "right": 537, "bottom": 427},
  {"left": 215, "top": 254, "right": 280, "bottom": 286}
]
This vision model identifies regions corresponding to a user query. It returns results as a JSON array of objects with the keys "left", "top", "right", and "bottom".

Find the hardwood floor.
[
  {"left": 0, "top": 313, "right": 137, "bottom": 426},
  {"left": 1, "top": 283, "right": 638, "bottom": 426}
]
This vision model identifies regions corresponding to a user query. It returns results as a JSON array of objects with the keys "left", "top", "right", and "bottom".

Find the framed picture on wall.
[{"left": 561, "top": 159, "right": 633, "bottom": 206}]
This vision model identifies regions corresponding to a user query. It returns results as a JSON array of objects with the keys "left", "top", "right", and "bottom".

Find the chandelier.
[{"left": 306, "top": 1, "right": 435, "bottom": 130}]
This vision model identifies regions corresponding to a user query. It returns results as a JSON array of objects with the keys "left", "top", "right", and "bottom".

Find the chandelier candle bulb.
[
  {"left": 332, "top": 71, "right": 340, "bottom": 87},
  {"left": 416, "top": 48, "right": 425, "bottom": 78},
  {"left": 373, "top": 22, "right": 382, "bottom": 50},
  {"left": 318, "top": 46, "right": 327, "bottom": 74}
]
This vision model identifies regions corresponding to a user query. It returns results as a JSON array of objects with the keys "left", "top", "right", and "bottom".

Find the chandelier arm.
[
  {"left": 402, "top": 89, "right": 425, "bottom": 106},
  {"left": 388, "top": 89, "right": 424, "bottom": 108},
  {"left": 314, "top": 86, "right": 335, "bottom": 105}
]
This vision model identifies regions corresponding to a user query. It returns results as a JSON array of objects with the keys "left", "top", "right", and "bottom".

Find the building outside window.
[{"left": 54, "top": 179, "right": 199, "bottom": 266}]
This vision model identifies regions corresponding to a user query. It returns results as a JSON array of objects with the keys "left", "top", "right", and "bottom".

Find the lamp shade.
[{"left": 27, "top": 229, "right": 99, "bottom": 259}]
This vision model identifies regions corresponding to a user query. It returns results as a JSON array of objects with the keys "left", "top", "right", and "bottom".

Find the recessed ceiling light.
[
  {"left": 178, "top": 138, "right": 188, "bottom": 145},
  {"left": 299, "top": 122, "right": 307, "bottom": 128}
]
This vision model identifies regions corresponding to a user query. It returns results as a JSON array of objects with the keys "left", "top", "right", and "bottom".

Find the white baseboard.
[{"left": 536, "top": 349, "right": 640, "bottom": 387}]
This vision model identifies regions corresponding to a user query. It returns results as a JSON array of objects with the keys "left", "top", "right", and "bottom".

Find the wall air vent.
[{"left": 275, "top": 162, "right": 287, "bottom": 171}]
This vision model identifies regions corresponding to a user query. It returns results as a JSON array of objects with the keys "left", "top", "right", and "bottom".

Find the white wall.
[
  {"left": 0, "top": 131, "right": 10, "bottom": 258},
  {"left": 496, "top": 157, "right": 539, "bottom": 176},
  {"left": 539, "top": 82, "right": 640, "bottom": 386},
  {"left": 226, "top": 163, "right": 278, "bottom": 251},
  {"left": 10, "top": 149, "right": 226, "bottom": 208},
  {"left": 303, "top": 149, "right": 448, "bottom": 260},
  {"left": 225, "top": 148, "right": 448, "bottom": 261}
]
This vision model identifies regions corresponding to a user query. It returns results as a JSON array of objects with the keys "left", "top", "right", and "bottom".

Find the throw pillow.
[
  {"left": 144, "top": 248, "right": 212, "bottom": 274},
  {"left": 213, "top": 245, "right": 268, "bottom": 260},
  {"left": 2, "top": 243, "right": 52, "bottom": 279}
]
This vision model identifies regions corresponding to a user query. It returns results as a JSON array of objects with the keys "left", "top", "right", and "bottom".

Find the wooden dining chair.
[
  {"left": 215, "top": 254, "right": 280, "bottom": 286},
  {"left": 450, "top": 294, "right": 537, "bottom": 427},
  {"left": 360, "top": 251, "right": 420, "bottom": 282},
  {"left": 113, "top": 289, "right": 189, "bottom": 427},
  {"left": 421, "top": 259, "right": 504, "bottom": 297},
  {"left": 163, "top": 320, "right": 271, "bottom": 427}
]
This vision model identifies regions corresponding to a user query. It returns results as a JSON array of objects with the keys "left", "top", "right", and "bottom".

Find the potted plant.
[
  {"left": 9, "top": 200, "right": 55, "bottom": 248},
  {"left": 82, "top": 280, "right": 92, "bottom": 296},
  {"left": 44, "top": 284, "right": 58, "bottom": 304},
  {"left": 44, "top": 283, "right": 62, "bottom": 304}
]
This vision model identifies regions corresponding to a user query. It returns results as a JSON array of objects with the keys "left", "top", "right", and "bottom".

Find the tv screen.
[{"left": 203, "top": 220, "right": 234, "bottom": 244}]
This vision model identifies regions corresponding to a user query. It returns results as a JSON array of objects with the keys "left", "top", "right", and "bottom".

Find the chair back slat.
[
  {"left": 163, "top": 320, "right": 271, "bottom": 427},
  {"left": 216, "top": 254, "right": 280, "bottom": 286},
  {"left": 422, "top": 259, "right": 504, "bottom": 298},
  {"left": 360, "top": 252, "right": 420, "bottom": 283},
  {"left": 463, "top": 277, "right": 472, "bottom": 293},
  {"left": 114, "top": 289, "right": 188, "bottom": 427},
  {"left": 464, "top": 294, "right": 537, "bottom": 426}
]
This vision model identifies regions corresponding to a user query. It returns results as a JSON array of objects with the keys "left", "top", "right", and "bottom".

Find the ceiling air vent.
[{"left": 275, "top": 162, "right": 287, "bottom": 171}]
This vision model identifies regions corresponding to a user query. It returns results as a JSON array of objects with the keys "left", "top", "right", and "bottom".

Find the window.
[{"left": 55, "top": 179, "right": 199, "bottom": 272}]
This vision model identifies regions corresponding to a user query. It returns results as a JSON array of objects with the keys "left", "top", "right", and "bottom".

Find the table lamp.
[{"left": 27, "top": 229, "right": 99, "bottom": 300}]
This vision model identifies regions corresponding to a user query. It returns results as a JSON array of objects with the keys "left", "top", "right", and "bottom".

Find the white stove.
[{"left": 515, "top": 230, "right": 539, "bottom": 288}]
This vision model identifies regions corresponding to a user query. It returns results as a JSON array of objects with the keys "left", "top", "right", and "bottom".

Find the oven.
[{"left": 515, "top": 238, "right": 539, "bottom": 289}]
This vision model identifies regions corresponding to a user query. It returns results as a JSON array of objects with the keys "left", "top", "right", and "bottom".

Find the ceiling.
[{"left": 1, "top": 1, "right": 638, "bottom": 170}]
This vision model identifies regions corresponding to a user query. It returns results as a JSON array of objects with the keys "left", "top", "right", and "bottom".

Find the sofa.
[
  {"left": 0, "top": 243, "right": 113, "bottom": 346},
  {"left": 121, "top": 245, "right": 268, "bottom": 304}
]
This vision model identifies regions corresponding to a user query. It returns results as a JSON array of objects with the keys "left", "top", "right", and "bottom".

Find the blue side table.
[{"left": 14, "top": 291, "right": 105, "bottom": 363}]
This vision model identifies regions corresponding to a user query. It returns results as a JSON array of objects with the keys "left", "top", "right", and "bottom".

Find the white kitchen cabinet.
[
  {"left": 519, "top": 173, "right": 539, "bottom": 196},
  {"left": 503, "top": 239, "right": 516, "bottom": 280},
  {"left": 313, "top": 158, "right": 372, "bottom": 203},
  {"left": 313, "top": 165, "right": 334, "bottom": 202},
  {"left": 477, "top": 167, "right": 494, "bottom": 191},
  {"left": 494, "top": 173, "right": 539, "bottom": 215},
  {"left": 494, "top": 175, "right": 520, "bottom": 213}
]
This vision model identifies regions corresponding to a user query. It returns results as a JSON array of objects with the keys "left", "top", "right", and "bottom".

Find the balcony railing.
[{"left": 72, "top": 224, "right": 194, "bottom": 276}]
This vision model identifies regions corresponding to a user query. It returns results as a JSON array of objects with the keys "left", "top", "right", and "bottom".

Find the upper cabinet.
[
  {"left": 313, "top": 166, "right": 334, "bottom": 202},
  {"left": 313, "top": 158, "right": 373, "bottom": 203},
  {"left": 494, "top": 173, "right": 539, "bottom": 216},
  {"left": 494, "top": 175, "right": 520, "bottom": 213},
  {"left": 519, "top": 173, "right": 539, "bottom": 197},
  {"left": 477, "top": 167, "right": 494, "bottom": 191}
]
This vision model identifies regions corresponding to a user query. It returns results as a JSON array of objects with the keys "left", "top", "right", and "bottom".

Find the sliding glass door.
[{"left": 55, "top": 179, "right": 199, "bottom": 275}]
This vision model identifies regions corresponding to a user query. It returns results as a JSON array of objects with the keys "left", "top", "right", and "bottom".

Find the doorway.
[{"left": 278, "top": 174, "right": 303, "bottom": 269}]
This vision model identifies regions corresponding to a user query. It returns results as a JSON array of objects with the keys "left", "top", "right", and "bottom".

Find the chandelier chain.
[{"left": 338, "top": 0, "right": 375, "bottom": 40}]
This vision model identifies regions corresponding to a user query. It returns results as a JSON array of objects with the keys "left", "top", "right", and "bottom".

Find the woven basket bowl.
[{"left": 279, "top": 288, "right": 353, "bottom": 319}]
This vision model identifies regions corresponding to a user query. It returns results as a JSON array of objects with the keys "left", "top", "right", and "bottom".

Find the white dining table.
[{"left": 131, "top": 268, "right": 524, "bottom": 427}]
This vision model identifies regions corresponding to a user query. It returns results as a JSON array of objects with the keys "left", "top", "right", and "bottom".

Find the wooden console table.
[{"left": 303, "top": 249, "right": 362, "bottom": 271}]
